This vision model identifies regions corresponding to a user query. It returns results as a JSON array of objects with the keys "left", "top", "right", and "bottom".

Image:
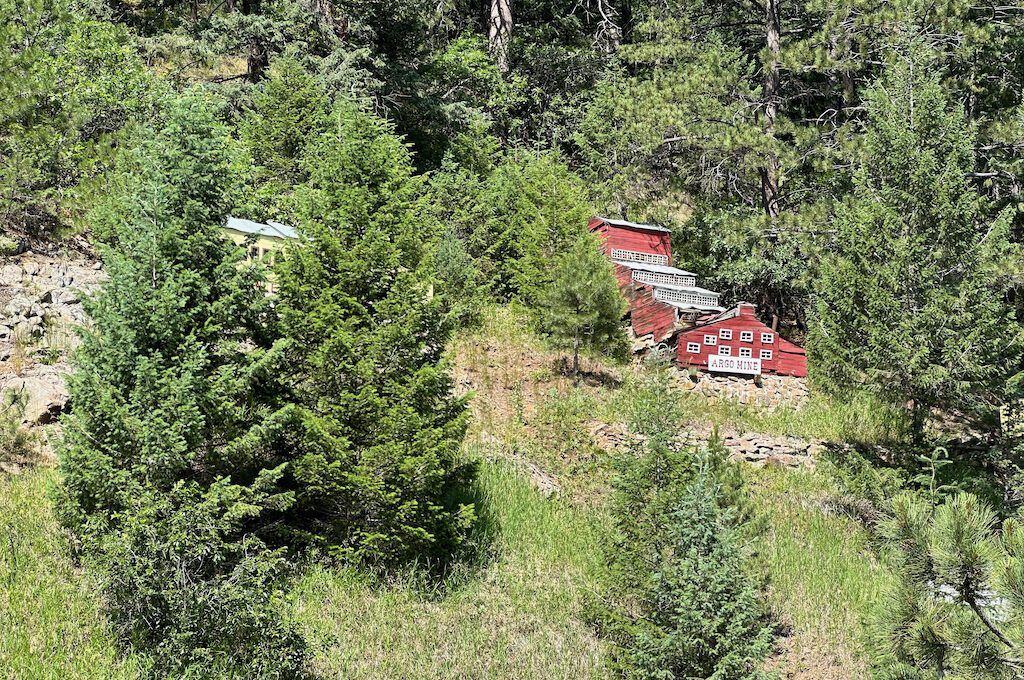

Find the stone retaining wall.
[
  {"left": 675, "top": 371, "right": 809, "bottom": 410},
  {"left": 590, "top": 421, "right": 819, "bottom": 469}
]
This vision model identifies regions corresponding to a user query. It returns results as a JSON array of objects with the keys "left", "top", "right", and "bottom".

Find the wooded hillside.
[{"left": 2, "top": 0, "right": 1024, "bottom": 678}]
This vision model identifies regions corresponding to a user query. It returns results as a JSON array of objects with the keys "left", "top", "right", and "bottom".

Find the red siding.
[
  {"left": 589, "top": 218, "right": 672, "bottom": 261},
  {"left": 613, "top": 264, "right": 677, "bottom": 341},
  {"left": 675, "top": 304, "right": 807, "bottom": 377}
]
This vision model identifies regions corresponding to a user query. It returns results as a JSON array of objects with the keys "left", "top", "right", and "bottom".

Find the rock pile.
[
  {"left": 719, "top": 432, "right": 821, "bottom": 468},
  {"left": 588, "top": 420, "right": 819, "bottom": 469}
]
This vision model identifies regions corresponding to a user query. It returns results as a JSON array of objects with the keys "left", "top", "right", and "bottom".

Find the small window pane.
[
  {"left": 719, "top": 329, "right": 732, "bottom": 340},
  {"left": 761, "top": 332, "right": 774, "bottom": 344},
  {"left": 760, "top": 349, "right": 773, "bottom": 360},
  {"left": 703, "top": 335, "right": 717, "bottom": 345},
  {"left": 740, "top": 331, "right": 753, "bottom": 342},
  {"left": 719, "top": 346, "right": 731, "bottom": 356},
  {"left": 687, "top": 342, "right": 700, "bottom": 353},
  {"left": 739, "top": 348, "right": 752, "bottom": 357}
]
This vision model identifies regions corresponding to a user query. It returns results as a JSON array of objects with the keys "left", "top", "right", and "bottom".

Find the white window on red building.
[
  {"left": 740, "top": 330, "right": 753, "bottom": 342},
  {"left": 760, "top": 349, "right": 773, "bottom": 360},
  {"left": 719, "top": 329, "right": 732, "bottom": 340},
  {"left": 739, "top": 347, "right": 752, "bottom": 358},
  {"left": 761, "top": 332, "right": 774, "bottom": 344},
  {"left": 687, "top": 342, "right": 700, "bottom": 353},
  {"left": 704, "top": 335, "right": 717, "bottom": 345},
  {"left": 719, "top": 346, "right": 731, "bottom": 356}
]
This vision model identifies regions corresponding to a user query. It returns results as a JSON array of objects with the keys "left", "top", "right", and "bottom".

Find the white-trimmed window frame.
[
  {"left": 739, "top": 347, "right": 752, "bottom": 358},
  {"left": 719, "top": 328, "right": 733, "bottom": 340},
  {"left": 761, "top": 332, "right": 775, "bottom": 344},
  {"left": 703, "top": 334, "right": 718, "bottom": 346},
  {"left": 686, "top": 342, "right": 700, "bottom": 353},
  {"left": 719, "top": 346, "right": 732, "bottom": 356},
  {"left": 740, "top": 330, "right": 754, "bottom": 342},
  {"left": 760, "top": 349, "right": 773, "bottom": 360}
]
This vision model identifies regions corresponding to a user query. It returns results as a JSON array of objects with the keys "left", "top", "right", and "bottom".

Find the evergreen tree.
[
  {"left": 875, "top": 492, "right": 1024, "bottom": 678},
  {"left": 540, "top": 233, "right": 627, "bottom": 376},
  {"left": 57, "top": 92, "right": 306, "bottom": 675},
  {"left": 809, "top": 44, "right": 1023, "bottom": 434},
  {"left": 276, "top": 100, "right": 475, "bottom": 567},
  {"left": 598, "top": 368, "right": 773, "bottom": 679},
  {"left": 0, "top": 0, "right": 151, "bottom": 236}
]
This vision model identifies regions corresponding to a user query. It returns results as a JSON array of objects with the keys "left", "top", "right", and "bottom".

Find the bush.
[
  {"left": 0, "top": 389, "right": 39, "bottom": 468},
  {"left": 597, "top": 367, "right": 773, "bottom": 679},
  {"left": 97, "top": 475, "right": 306, "bottom": 678}
]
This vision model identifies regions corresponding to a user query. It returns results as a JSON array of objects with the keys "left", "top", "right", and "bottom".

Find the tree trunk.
[
  {"left": 489, "top": 0, "right": 512, "bottom": 74},
  {"left": 572, "top": 336, "right": 580, "bottom": 377},
  {"left": 240, "top": 0, "right": 267, "bottom": 82},
  {"left": 620, "top": 0, "right": 632, "bottom": 43},
  {"left": 760, "top": 0, "right": 781, "bottom": 222}
]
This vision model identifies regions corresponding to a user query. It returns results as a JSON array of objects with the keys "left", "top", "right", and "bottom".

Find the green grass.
[
  {"left": 746, "top": 465, "right": 892, "bottom": 677},
  {"left": 674, "top": 390, "right": 912, "bottom": 446},
  {"left": 292, "top": 459, "right": 610, "bottom": 679},
  {"left": 0, "top": 469, "right": 142, "bottom": 680}
]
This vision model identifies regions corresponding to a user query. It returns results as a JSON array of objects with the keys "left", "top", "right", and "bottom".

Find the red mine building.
[
  {"left": 589, "top": 216, "right": 808, "bottom": 378},
  {"left": 675, "top": 303, "right": 807, "bottom": 377},
  {"left": 589, "top": 217, "right": 723, "bottom": 343}
]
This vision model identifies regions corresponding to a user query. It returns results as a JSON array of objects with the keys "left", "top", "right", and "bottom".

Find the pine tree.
[
  {"left": 540, "top": 233, "right": 627, "bottom": 376},
  {"left": 875, "top": 492, "right": 1024, "bottom": 678},
  {"left": 275, "top": 100, "right": 475, "bottom": 567},
  {"left": 809, "top": 43, "right": 1023, "bottom": 434},
  {"left": 599, "top": 368, "right": 773, "bottom": 679},
  {"left": 57, "top": 92, "right": 306, "bottom": 675}
]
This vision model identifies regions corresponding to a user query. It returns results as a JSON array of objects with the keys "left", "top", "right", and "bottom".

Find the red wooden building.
[
  {"left": 675, "top": 303, "right": 807, "bottom": 377},
  {"left": 589, "top": 217, "right": 723, "bottom": 342}
]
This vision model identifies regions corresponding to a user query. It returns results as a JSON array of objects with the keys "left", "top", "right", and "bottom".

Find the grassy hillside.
[
  {"left": 749, "top": 467, "right": 892, "bottom": 678},
  {"left": 0, "top": 307, "right": 901, "bottom": 678},
  {"left": 0, "top": 469, "right": 142, "bottom": 679},
  {"left": 292, "top": 460, "right": 609, "bottom": 679}
]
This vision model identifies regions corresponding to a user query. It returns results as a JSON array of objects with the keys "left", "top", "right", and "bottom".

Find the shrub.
[
  {"left": 597, "top": 367, "right": 773, "bottom": 679},
  {"left": 0, "top": 388, "right": 39, "bottom": 467},
  {"left": 97, "top": 475, "right": 306, "bottom": 678}
]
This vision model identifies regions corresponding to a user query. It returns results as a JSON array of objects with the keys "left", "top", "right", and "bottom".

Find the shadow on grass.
[{"left": 554, "top": 356, "right": 623, "bottom": 389}]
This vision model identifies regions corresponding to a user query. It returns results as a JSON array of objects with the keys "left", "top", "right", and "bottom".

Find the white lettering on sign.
[{"left": 707, "top": 354, "right": 761, "bottom": 375}]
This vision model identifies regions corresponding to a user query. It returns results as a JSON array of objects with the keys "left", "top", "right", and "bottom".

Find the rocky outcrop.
[
  {"left": 1, "top": 252, "right": 104, "bottom": 460},
  {"left": 0, "top": 253, "right": 104, "bottom": 364},
  {"left": 1, "top": 368, "right": 71, "bottom": 425},
  {"left": 676, "top": 371, "right": 809, "bottom": 410},
  {"left": 589, "top": 420, "right": 819, "bottom": 469}
]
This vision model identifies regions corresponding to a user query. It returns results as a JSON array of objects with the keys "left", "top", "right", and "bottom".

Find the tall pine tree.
[
  {"left": 276, "top": 100, "right": 475, "bottom": 567},
  {"left": 809, "top": 43, "right": 1023, "bottom": 434}
]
